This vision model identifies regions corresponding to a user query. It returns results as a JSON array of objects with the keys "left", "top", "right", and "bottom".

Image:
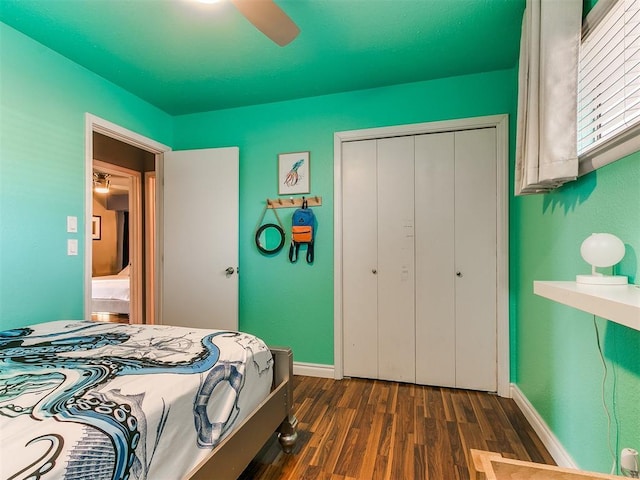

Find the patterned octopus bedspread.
[{"left": 0, "top": 320, "right": 274, "bottom": 480}]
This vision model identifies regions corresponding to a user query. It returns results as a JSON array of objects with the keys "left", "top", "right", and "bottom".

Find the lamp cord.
[{"left": 594, "top": 315, "right": 618, "bottom": 474}]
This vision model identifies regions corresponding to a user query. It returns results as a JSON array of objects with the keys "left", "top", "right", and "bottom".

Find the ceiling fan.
[{"left": 230, "top": 0, "right": 300, "bottom": 46}]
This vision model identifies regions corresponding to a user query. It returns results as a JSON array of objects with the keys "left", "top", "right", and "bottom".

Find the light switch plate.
[
  {"left": 67, "top": 216, "right": 78, "bottom": 233},
  {"left": 67, "top": 239, "right": 78, "bottom": 256}
]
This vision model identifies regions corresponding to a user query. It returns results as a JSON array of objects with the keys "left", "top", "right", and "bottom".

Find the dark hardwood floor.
[
  {"left": 239, "top": 375, "right": 555, "bottom": 480},
  {"left": 91, "top": 313, "right": 130, "bottom": 324}
]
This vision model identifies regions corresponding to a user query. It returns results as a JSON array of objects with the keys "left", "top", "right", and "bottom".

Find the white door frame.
[
  {"left": 333, "top": 114, "right": 511, "bottom": 397},
  {"left": 84, "top": 114, "right": 171, "bottom": 323},
  {"left": 144, "top": 171, "right": 157, "bottom": 325}
]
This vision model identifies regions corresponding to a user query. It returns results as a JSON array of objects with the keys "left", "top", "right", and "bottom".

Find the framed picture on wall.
[
  {"left": 278, "top": 151, "right": 310, "bottom": 195},
  {"left": 92, "top": 215, "right": 101, "bottom": 240}
]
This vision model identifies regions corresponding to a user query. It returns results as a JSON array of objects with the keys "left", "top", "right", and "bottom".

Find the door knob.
[
  {"left": 456, "top": 271, "right": 463, "bottom": 277},
  {"left": 225, "top": 267, "right": 235, "bottom": 275},
  {"left": 372, "top": 269, "right": 377, "bottom": 274}
]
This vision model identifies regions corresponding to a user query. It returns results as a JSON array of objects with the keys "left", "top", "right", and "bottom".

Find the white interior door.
[
  {"left": 341, "top": 127, "right": 498, "bottom": 392},
  {"left": 415, "top": 132, "right": 456, "bottom": 388},
  {"left": 377, "top": 136, "right": 415, "bottom": 383},
  {"left": 161, "top": 147, "right": 239, "bottom": 331},
  {"left": 414, "top": 128, "right": 497, "bottom": 391},
  {"left": 342, "top": 140, "right": 379, "bottom": 379},
  {"left": 454, "top": 128, "right": 497, "bottom": 391}
]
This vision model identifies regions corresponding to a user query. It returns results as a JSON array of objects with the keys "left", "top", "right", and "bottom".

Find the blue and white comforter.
[{"left": 0, "top": 320, "right": 273, "bottom": 479}]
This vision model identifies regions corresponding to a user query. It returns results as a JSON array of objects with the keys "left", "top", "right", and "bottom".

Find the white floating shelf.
[{"left": 533, "top": 281, "right": 640, "bottom": 332}]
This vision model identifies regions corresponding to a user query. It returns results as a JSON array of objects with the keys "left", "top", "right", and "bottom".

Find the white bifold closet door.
[
  {"left": 342, "top": 136, "right": 416, "bottom": 384},
  {"left": 415, "top": 129, "right": 497, "bottom": 391},
  {"left": 342, "top": 128, "right": 497, "bottom": 392},
  {"left": 342, "top": 139, "right": 379, "bottom": 380},
  {"left": 414, "top": 132, "right": 456, "bottom": 387},
  {"left": 377, "top": 137, "right": 416, "bottom": 383}
]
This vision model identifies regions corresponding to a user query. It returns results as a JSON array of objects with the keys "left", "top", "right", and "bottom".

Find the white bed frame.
[{"left": 185, "top": 347, "right": 298, "bottom": 480}]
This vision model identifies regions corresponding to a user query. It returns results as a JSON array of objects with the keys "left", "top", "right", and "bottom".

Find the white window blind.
[{"left": 578, "top": 0, "right": 640, "bottom": 159}]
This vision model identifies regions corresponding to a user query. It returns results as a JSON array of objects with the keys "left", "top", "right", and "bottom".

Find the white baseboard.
[
  {"left": 293, "top": 361, "right": 335, "bottom": 378},
  {"left": 510, "top": 383, "right": 578, "bottom": 469}
]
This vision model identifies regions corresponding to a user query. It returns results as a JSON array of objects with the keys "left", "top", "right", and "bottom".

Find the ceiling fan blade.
[{"left": 231, "top": 0, "right": 300, "bottom": 46}]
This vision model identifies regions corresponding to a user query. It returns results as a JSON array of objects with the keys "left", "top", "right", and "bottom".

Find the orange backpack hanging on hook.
[{"left": 289, "top": 198, "right": 316, "bottom": 264}]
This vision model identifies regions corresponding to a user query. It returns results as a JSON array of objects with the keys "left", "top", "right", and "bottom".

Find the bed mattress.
[
  {"left": 0, "top": 320, "right": 273, "bottom": 480},
  {"left": 92, "top": 275, "right": 130, "bottom": 301}
]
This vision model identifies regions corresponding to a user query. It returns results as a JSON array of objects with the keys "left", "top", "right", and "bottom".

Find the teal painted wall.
[
  {"left": 0, "top": 23, "right": 173, "bottom": 330},
  {"left": 2, "top": 12, "right": 638, "bottom": 477},
  {"left": 513, "top": 0, "right": 640, "bottom": 472},
  {"left": 173, "top": 69, "right": 517, "bottom": 365},
  {"left": 513, "top": 153, "right": 640, "bottom": 473}
]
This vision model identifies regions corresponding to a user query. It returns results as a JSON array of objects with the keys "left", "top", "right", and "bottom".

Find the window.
[{"left": 577, "top": 0, "right": 640, "bottom": 173}]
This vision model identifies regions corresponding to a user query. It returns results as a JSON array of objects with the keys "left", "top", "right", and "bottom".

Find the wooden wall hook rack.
[{"left": 266, "top": 196, "right": 322, "bottom": 209}]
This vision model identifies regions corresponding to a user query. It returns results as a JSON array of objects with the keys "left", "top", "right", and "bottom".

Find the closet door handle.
[
  {"left": 225, "top": 267, "right": 235, "bottom": 275},
  {"left": 372, "top": 269, "right": 377, "bottom": 275},
  {"left": 456, "top": 271, "right": 463, "bottom": 277}
]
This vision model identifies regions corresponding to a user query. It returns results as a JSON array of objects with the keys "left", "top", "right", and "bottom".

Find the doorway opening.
[
  {"left": 85, "top": 114, "right": 170, "bottom": 325},
  {"left": 91, "top": 159, "right": 141, "bottom": 323}
]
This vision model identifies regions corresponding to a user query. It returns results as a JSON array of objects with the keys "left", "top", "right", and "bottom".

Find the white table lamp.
[{"left": 576, "top": 233, "right": 627, "bottom": 285}]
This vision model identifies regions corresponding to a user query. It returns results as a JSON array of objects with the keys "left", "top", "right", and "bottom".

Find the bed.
[
  {"left": 92, "top": 266, "right": 130, "bottom": 315},
  {"left": 0, "top": 320, "right": 297, "bottom": 480}
]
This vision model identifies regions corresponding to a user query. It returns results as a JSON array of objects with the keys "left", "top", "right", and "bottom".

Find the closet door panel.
[
  {"left": 414, "top": 133, "right": 456, "bottom": 387},
  {"left": 377, "top": 136, "right": 415, "bottom": 383},
  {"left": 454, "top": 128, "right": 497, "bottom": 391},
  {"left": 342, "top": 140, "right": 379, "bottom": 379}
]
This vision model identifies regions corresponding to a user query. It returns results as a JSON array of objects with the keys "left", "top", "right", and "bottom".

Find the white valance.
[{"left": 515, "top": 0, "right": 582, "bottom": 195}]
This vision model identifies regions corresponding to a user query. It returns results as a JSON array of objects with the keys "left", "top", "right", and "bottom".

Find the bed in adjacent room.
[
  {"left": 92, "top": 266, "right": 131, "bottom": 315},
  {"left": 0, "top": 320, "right": 297, "bottom": 480}
]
